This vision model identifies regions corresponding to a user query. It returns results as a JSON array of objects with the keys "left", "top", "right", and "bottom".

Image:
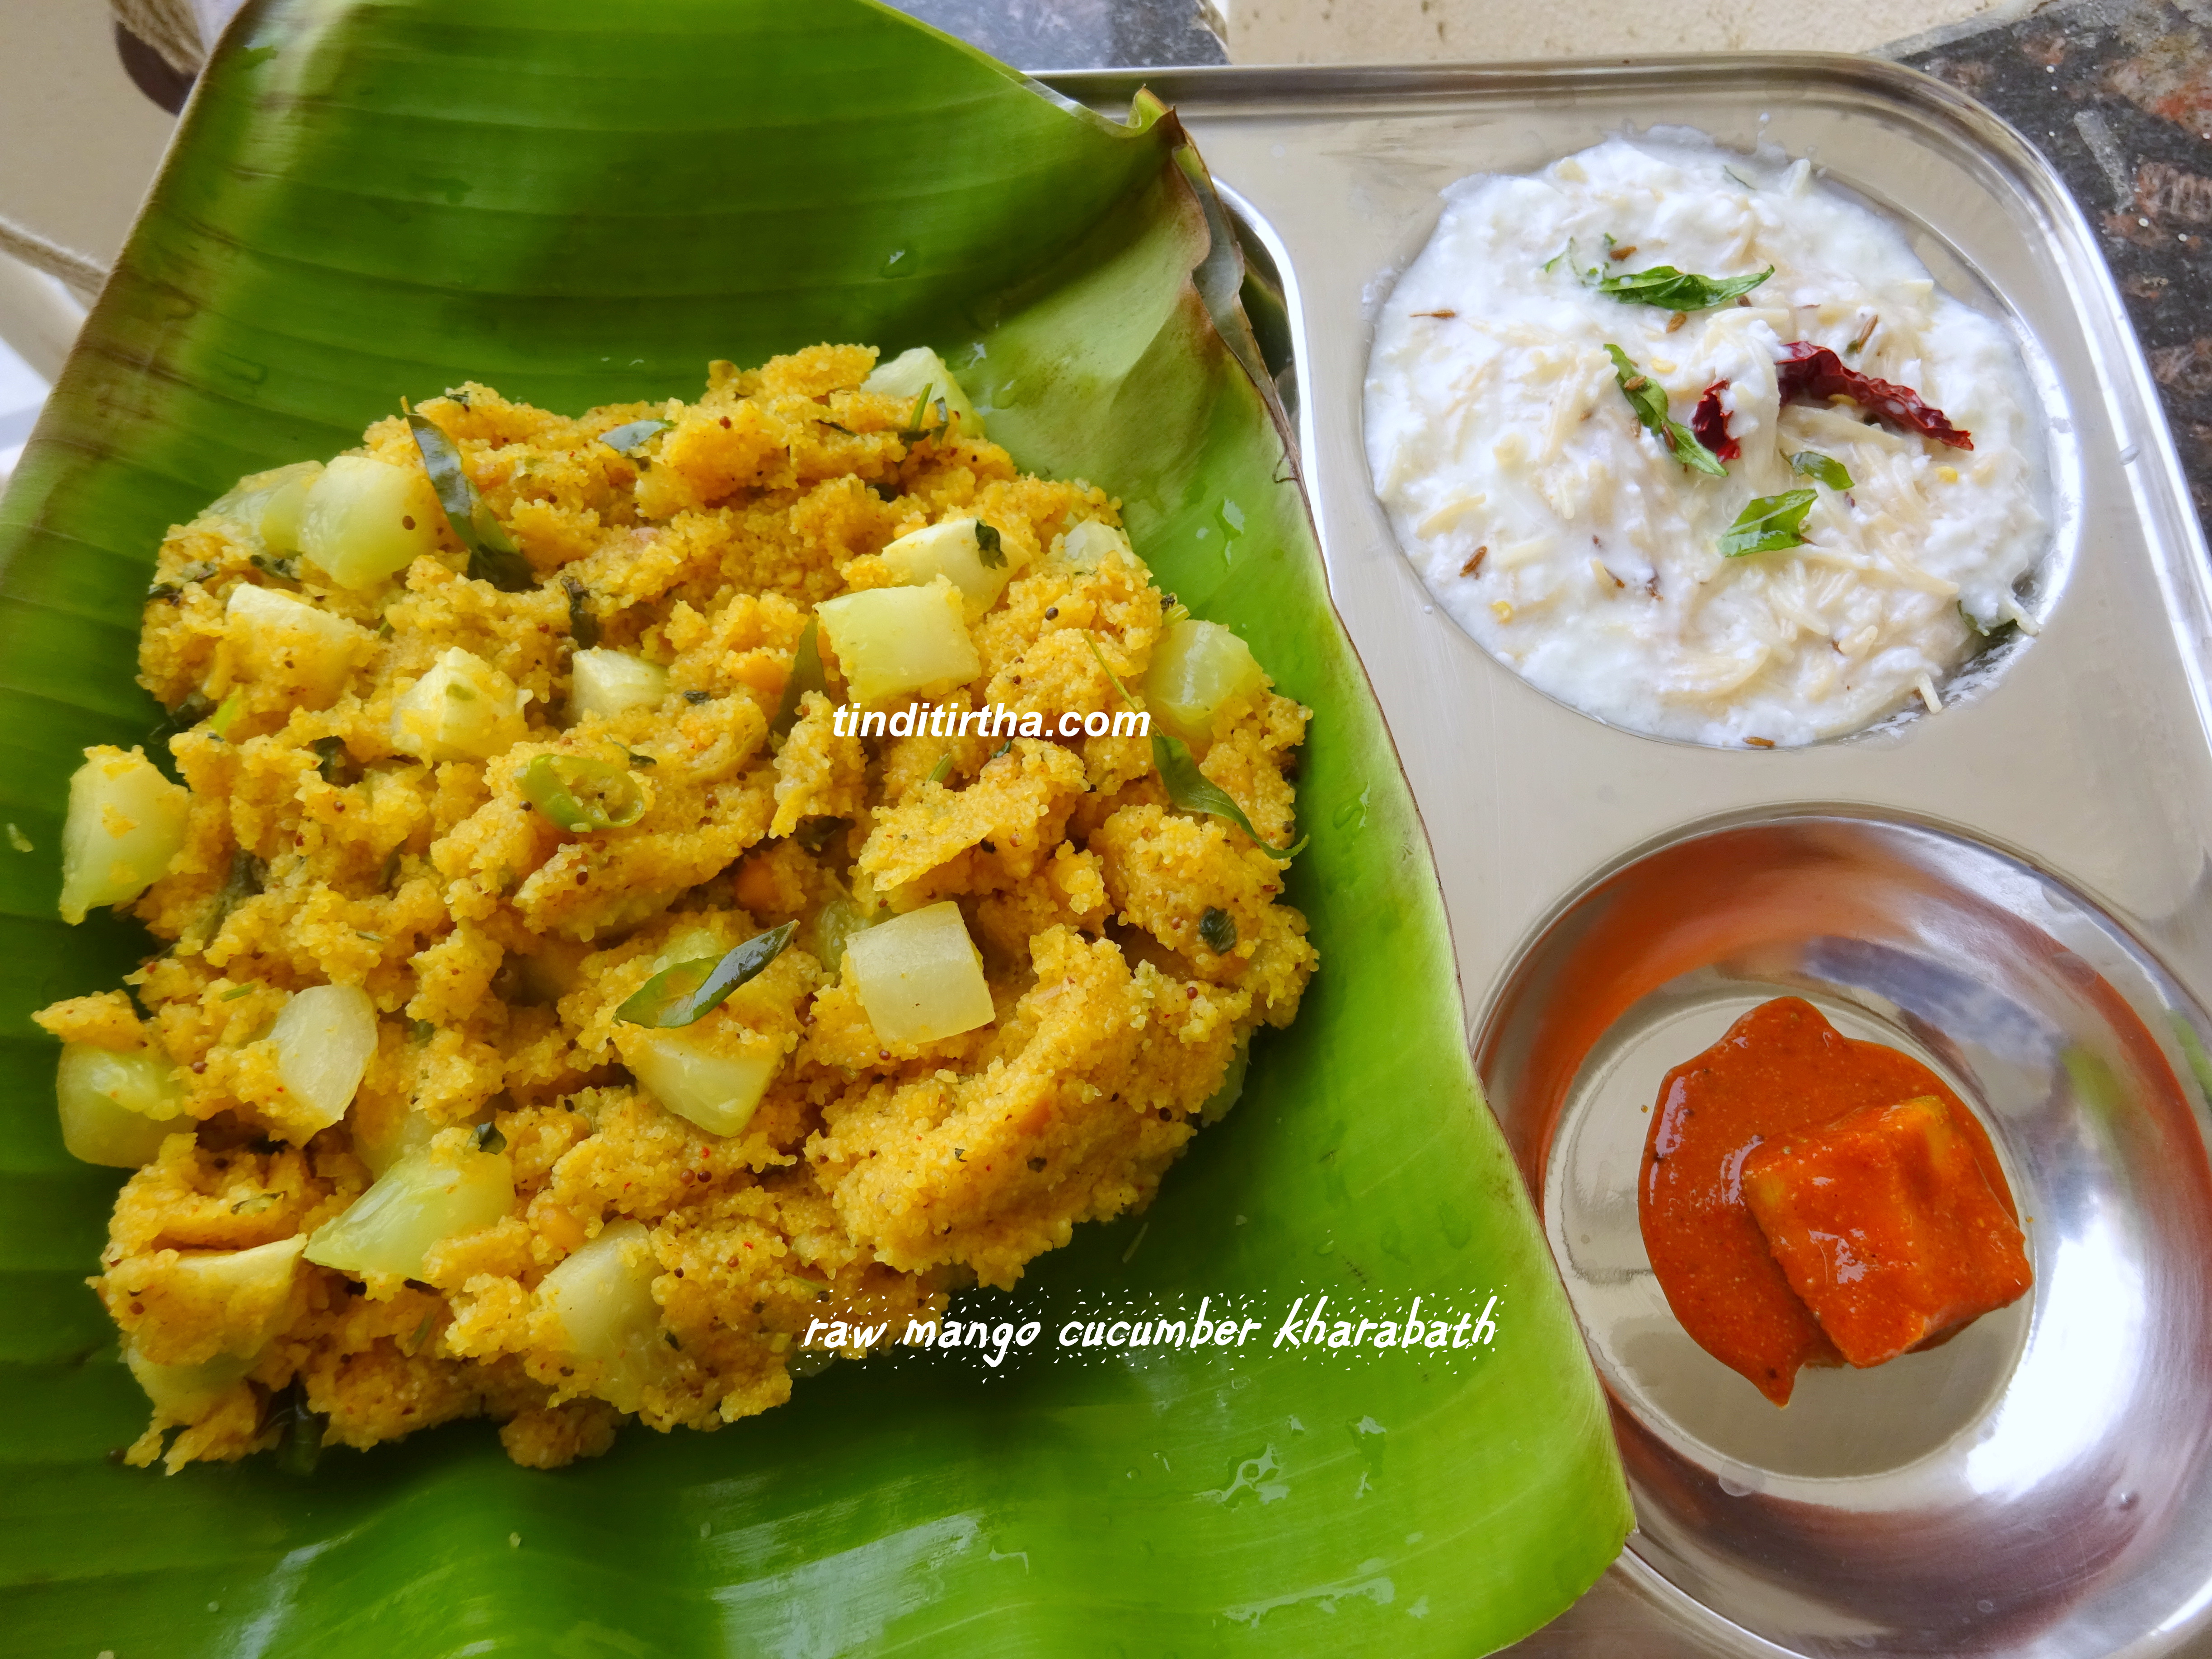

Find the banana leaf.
[{"left": 0, "top": 2, "right": 1630, "bottom": 1653}]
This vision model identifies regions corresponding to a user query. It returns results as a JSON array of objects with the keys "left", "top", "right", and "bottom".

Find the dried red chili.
[
  {"left": 1774, "top": 342, "right": 1973, "bottom": 450},
  {"left": 1691, "top": 380, "right": 1739, "bottom": 461}
]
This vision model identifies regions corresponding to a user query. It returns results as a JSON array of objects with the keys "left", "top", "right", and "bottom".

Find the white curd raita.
[{"left": 1364, "top": 135, "right": 2047, "bottom": 747}]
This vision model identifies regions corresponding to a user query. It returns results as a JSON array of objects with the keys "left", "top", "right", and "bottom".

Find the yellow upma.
[{"left": 37, "top": 344, "right": 1314, "bottom": 1471}]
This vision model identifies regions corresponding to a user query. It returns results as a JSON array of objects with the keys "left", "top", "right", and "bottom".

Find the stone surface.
[
  {"left": 879, "top": 0, "right": 1227, "bottom": 69},
  {"left": 1897, "top": 0, "right": 2212, "bottom": 531},
  {"left": 1226, "top": 0, "right": 2013, "bottom": 63}
]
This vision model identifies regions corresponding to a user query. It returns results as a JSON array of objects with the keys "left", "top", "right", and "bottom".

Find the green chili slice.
[
  {"left": 407, "top": 411, "right": 537, "bottom": 592},
  {"left": 617, "top": 921, "right": 798, "bottom": 1028},
  {"left": 520, "top": 754, "right": 647, "bottom": 833}
]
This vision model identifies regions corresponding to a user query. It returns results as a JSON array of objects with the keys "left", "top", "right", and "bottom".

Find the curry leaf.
[
  {"left": 1596, "top": 263, "right": 1771, "bottom": 311},
  {"left": 617, "top": 922, "right": 797, "bottom": 1027},
  {"left": 598, "top": 417, "right": 671, "bottom": 458},
  {"left": 407, "top": 412, "right": 537, "bottom": 592},
  {"left": 561, "top": 575, "right": 600, "bottom": 648},
  {"left": 1790, "top": 450, "right": 1854, "bottom": 491},
  {"left": 1153, "top": 733, "right": 1306, "bottom": 862},
  {"left": 1606, "top": 345, "right": 1726, "bottom": 476},
  {"left": 1720, "top": 488, "right": 1818, "bottom": 557},
  {"left": 769, "top": 617, "right": 825, "bottom": 740}
]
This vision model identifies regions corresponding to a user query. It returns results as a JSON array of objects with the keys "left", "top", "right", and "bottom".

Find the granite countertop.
[
  {"left": 890, "top": 0, "right": 2212, "bottom": 542},
  {"left": 1898, "top": 0, "right": 2212, "bottom": 529}
]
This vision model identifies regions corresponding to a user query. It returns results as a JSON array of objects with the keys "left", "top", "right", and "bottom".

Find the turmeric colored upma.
[{"left": 36, "top": 344, "right": 1314, "bottom": 1472}]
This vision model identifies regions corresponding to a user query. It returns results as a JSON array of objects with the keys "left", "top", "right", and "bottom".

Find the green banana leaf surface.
[{"left": 0, "top": 1, "right": 1631, "bottom": 1653}]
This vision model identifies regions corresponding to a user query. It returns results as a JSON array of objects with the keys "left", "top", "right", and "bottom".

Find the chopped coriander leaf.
[
  {"left": 1789, "top": 450, "right": 1854, "bottom": 492},
  {"left": 1719, "top": 489, "right": 1817, "bottom": 558},
  {"left": 1606, "top": 346, "right": 1726, "bottom": 476},
  {"left": 617, "top": 922, "right": 797, "bottom": 1027}
]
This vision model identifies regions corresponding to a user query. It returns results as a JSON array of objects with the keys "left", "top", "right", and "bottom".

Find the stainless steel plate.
[{"left": 1046, "top": 57, "right": 2212, "bottom": 1658}]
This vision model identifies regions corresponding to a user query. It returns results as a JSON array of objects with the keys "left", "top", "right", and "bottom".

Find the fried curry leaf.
[
  {"left": 144, "top": 689, "right": 214, "bottom": 782},
  {"left": 1720, "top": 488, "right": 1818, "bottom": 558},
  {"left": 562, "top": 575, "right": 600, "bottom": 648},
  {"left": 616, "top": 922, "right": 797, "bottom": 1027},
  {"left": 598, "top": 417, "right": 671, "bottom": 458},
  {"left": 191, "top": 848, "right": 267, "bottom": 949},
  {"left": 407, "top": 412, "right": 538, "bottom": 591},
  {"left": 1198, "top": 906, "right": 1237, "bottom": 953},
  {"left": 1790, "top": 450, "right": 1854, "bottom": 491},
  {"left": 272, "top": 1382, "right": 326, "bottom": 1478},
  {"left": 1153, "top": 733, "right": 1305, "bottom": 861},
  {"left": 769, "top": 617, "right": 825, "bottom": 740},
  {"left": 974, "top": 522, "right": 1006, "bottom": 569},
  {"left": 1606, "top": 345, "right": 1726, "bottom": 476},
  {"left": 311, "top": 735, "right": 360, "bottom": 786},
  {"left": 1597, "top": 262, "right": 1772, "bottom": 311}
]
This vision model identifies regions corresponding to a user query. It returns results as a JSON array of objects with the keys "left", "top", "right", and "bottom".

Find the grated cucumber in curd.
[{"left": 1364, "top": 134, "right": 2048, "bottom": 747}]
